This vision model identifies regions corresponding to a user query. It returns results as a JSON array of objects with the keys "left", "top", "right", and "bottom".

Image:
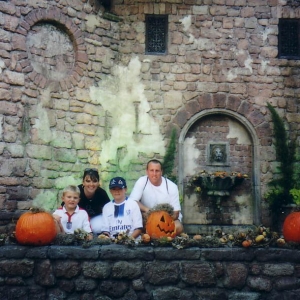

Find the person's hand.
[
  {"left": 53, "top": 215, "right": 64, "bottom": 233},
  {"left": 53, "top": 214, "right": 61, "bottom": 222}
]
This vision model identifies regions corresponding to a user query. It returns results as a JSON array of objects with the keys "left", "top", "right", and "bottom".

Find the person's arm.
[
  {"left": 172, "top": 211, "right": 180, "bottom": 221},
  {"left": 131, "top": 228, "right": 142, "bottom": 239},
  {"left": 168, "top": 180, "right": 182, "bottom": 219},
  {"left": 53, "top": 213, "right": 65, "bottom": 233},
  {"left": 130, "top": 200, "right": 143, "bottom": 239},
  {"left": 101, "top": 203, "right": 111, "bottom": 237},
  {"left": 82, "top": 211, "right": 93, "bottom": 236},
  {"left": 128, "top": 177, "right": 145, "bottom": 204},
  {"left": 136, "top": 201, "right": 150, "bottom": 213}
]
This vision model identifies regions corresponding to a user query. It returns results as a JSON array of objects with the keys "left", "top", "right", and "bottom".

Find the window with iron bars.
[
  {"left": 278, "top": 19, "right": 300, "bottom": 59},
  {"left": 145, "top": 15, "right": 168, "bottom": 55}
]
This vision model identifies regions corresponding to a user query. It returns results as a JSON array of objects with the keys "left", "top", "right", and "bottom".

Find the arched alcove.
[{"left": 178, "top": 109, "right": 261, "bottom": 234}]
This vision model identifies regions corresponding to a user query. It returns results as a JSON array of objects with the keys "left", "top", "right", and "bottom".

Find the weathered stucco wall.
[
  {"left": 1, "top": 245, "right": 300, "bottom": 300},
  {"left": 1, "top": 0, "right": 300, "bottom": 232}
]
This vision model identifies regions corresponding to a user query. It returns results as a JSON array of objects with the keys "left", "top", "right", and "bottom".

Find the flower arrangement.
[{"left": 187, "top": 170, "right": 248, "bottom": 194}]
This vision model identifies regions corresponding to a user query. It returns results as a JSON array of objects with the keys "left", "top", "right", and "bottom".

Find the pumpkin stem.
[
  {"left": 147, "top": 203, "right": 174, "bottom": 217},
  {"left": 29, "top": 207, "right": 46, "bottom": 214}
]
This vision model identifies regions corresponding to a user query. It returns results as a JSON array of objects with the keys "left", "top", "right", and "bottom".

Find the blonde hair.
[{"left": 62, "top": 185, "right": 80, "bottom": 197}]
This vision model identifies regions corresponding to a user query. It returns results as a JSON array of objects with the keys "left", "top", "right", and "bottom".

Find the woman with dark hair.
[{"left": 78, "top": 168, "right": 110, "bottom": 234}]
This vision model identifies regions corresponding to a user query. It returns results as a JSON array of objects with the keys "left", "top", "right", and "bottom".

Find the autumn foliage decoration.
[
  {"left": 146, "top": 210, "right": 176, "bottom": 239},
  {"left": 15, "top": 207, "right": 57, "bottom": 246}
]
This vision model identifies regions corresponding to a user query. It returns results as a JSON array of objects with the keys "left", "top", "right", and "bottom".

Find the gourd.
[
  {"left": 283, "top": 212, "right": 300, "bottom": 243},
  {"left": 15, "top": 208, "right": 57, "bottom": 246},
  {"left": 146, "top": 210, "right": 176, "bottom": 239}
]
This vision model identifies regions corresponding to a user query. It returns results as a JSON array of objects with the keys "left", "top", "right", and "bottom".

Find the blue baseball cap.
[{"left": 109, "top": 177, "right": 127, "bottom": 189}]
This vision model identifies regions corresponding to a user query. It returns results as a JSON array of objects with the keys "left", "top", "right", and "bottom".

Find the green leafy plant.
[
  {"left": 162, "top": 128, "right": 177, "bottom": 183},
  {"left": 265, "top": 103, "right": 297, "bottom": 228},
  {"left": 290, "top": 189, "right": 300, "bottom": 206}
]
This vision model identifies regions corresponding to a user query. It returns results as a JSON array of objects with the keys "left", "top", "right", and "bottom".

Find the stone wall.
[
  {"left": 0, "top": 245, "right": 300, "bottom": 299},
  {"left": 1, "top": 0, "right": 300, "bottom": 232}
]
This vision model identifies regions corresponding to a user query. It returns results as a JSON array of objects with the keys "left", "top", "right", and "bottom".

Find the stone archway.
[
  {"left": 16, "top": 8, "right": 88, "bottom": 90},
  {"left": 178, "top": 108, "right": 261, "bottom": 231}
]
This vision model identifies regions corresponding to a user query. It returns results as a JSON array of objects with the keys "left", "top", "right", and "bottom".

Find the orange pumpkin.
[
  {"left": 146, "top": 210, "right": 176, "bottom": 239},
  {"left": 15, "top": 208, "right": 57, "bottom": 246},
  {"left": 242, "top": 240, "right": 252, "bottom": 248},
  {"left": 142, "top": 233, "right": 151, "bottom": 243},
  {"left": 283, "top": 212, "right": 300, "bottom": 242}
]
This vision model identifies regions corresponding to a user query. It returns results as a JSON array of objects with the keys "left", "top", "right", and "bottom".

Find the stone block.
[
  {"left": 213, "top": 93, "right": 226, "bottom": 108},
  {"left": 81, "top": 261, "right": 110, "bottom": 279},
  {"left": 3, "top": 70, "right": 24, "bottom": 86},
  {"left": 11, "top": 34, "right": 26, "bottom": 51},
  {"left": 241, "top": 7, "right": 255, "bottom": 17},
  {"left": 210, "top": 6, "right": 227, "bottom": 15},
  {"left": 99, "top": 279, "right": 129, "bottom": 297},
  {"left": 0, "top": 258, "right": 34, "bottom": 276},
  {"left": 145, "top": 262, "right": 179, "bottom": 285},
  {"left": 223, "top": 17, "right": 234, "bottom": 29},
  {"left": 0, "top": 88, "right": 11, "bottom": 100},
  {"left": 100, "top": 244, "right": 154, "bottom": 260},
  {"left": 112, "top": 261, "right": 143, "bottom": 279},
  {"left": 0, "top": 28, "right": 11, "bottom": 43},
  {"left": 51, "top": 131, "right": 72, "bottom": 149},
  {"left": 181, "top": 262, "right": 216, "bottom": 286},
  {"left": 223, "top": 262, "right": 248, "bottom": 289},
  {"left": 35, "top": 259, "right": 56, "bottom": 286},
  {"left": 164, "top": 90, "right": 183, "bottom": 109},
  {"left": 155, "top": 247, "right": 201, "bottom": 260},
  {"left": 153, "top": 287, "right": 194, "bottom": 299},
  {"left": 202, "top": 248, "right": 255, "bottom": 261},
  {"left": 85, "top": 136, "right": 102, "bottom": 151},
  {"left": 3, "top": 14, "right": 19, "bottom": 31},
  {"left": 0, "top": 2, "right": 16, "bottom": 15},
  {"left": 192, "top": 5, "right": 208, "bottom": 15},
  {"left": 26, "top": 144, "right": 52, "bottom": 160},
  {"left": 7, "top": 186, "right": 29, "bottom": 200},
  {"left": 49, "top": 246, "right": 100, "bottom": 260},
  {"left": 53, "top": 148, "right": 77, "bottom": 163},
  {"left": 247, "top": 276, "right": 272, "bottom": 292}
]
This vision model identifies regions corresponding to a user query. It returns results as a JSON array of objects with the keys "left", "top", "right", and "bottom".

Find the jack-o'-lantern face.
[{"left": 146, "top": 210, "right": 176, "bottom": 239}]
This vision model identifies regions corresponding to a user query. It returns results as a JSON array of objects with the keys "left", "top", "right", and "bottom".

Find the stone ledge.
[{"left": 0, "top": 245, "right": 300, "bottom": 299}]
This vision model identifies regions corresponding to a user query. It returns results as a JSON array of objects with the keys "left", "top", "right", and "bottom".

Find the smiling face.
[
  {"left": 62, "top": 191, "right": 80, "bottom": 212},
  {"left": 83, "top": 175, "right": 99, "bottom": 197},
  {"left": 110, "top": 187, "right": 127, "bottom": 204},
  {"left": 146, "top": 162, "right": 163, "bottom": 186}
]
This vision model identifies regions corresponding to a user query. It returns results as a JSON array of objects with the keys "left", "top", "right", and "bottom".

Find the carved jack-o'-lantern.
[{"left": 146, "top": 210, "right": 176, "bottom": 239}]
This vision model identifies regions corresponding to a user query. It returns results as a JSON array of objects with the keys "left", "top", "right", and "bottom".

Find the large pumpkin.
[
  {"left": 146, "top": 210, "right": 176, "bottom": 239},
  {"left": 283, "top": 212, "right": 300, "bottom": 242},
  {"left": 15, "top": 208, "right": 57, "bottom": 246}
]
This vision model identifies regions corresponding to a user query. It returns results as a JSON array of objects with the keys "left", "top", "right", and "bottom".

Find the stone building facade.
[{"left": 0, "top": 0, "right": 300, "bottom": 232}]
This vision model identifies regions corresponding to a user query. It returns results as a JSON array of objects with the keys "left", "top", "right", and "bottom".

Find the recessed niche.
[{"left": 26, "top": 22, "right": 75, "bottom": 82}]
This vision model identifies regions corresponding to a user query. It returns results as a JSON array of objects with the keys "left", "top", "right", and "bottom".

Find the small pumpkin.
[
  {"left": 242, "top": 240, "right": 252, "bottom": 248},
  {"left": 193, "top": 234, "right": 202, "bottom": 240},
  {"left": 283, "top": 212, "right": 300, "bottom": 242},
  {"left": 146, "top": 210, "right": 176, "bottom": 239},
  {"left": 15, "top": 208, "right": 57, "bottom": 246},
  {"left": 142, "top": 233, "right": 151, "bottom": 243}
]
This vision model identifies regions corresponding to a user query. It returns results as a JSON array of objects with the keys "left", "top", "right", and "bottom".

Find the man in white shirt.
[{"left": 129, "top": 159, "right": 183, "bottom": 235}]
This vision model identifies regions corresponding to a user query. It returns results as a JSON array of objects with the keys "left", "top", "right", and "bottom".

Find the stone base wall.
[{"left": 0, "top": 245, "right": 300, "bottom": 299}]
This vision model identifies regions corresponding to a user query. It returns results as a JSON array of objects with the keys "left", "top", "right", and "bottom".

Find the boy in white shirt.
[
  {"left": 53, "top": 185, "right": 93, "bottom": 240},
  {"left": 101, "top": 177, "right": 143, "bottom": 239}
]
